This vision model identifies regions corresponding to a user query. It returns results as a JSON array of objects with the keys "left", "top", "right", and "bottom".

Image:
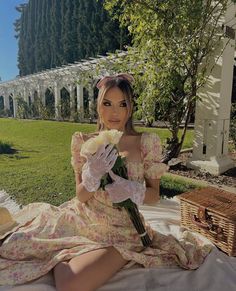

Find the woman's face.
[{"left": 99, "top": 86, "right": 130, "bottom": 132}]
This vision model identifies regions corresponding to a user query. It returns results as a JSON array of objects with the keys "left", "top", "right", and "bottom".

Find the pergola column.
[
  {"left": 54, "top": 81, "right": 61, "bottom": 120},
  {"left": 187, "top": 3, "right": 236, "bottom": 175},
  {"left": 37, "top": 84, "right": 45, "bottom": 106},
  {"left": 29, "top": 90, "right": 34, "bottom": 103},
  {"left": 23, "top": 86, "right": 28, "bottom": 104},
  {"left": 76, "top": 84, "right": 84, "bottom": 121},
  {"left": 13, "top": 95, "right": 18, "bottom": 118}
]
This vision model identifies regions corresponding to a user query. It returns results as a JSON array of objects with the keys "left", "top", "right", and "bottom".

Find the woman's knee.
[
  {"left": 54, "top": 248, "right": 127, "bottom": 291},
  {"left": 54, "top": 262, "right": 72, "bottom": 291},
  {"left": 56, "top": 281, "right": 86, "bottom": 291},
  {"left": 54, "top": 261, "right": 91, "bottom": 291}
]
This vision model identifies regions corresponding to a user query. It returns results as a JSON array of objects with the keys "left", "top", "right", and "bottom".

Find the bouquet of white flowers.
[{"left": 81, "top": 130, "right": 152, "bottom": 247}]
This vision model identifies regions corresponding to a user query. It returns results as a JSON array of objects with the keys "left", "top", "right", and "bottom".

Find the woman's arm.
[
  {"left": 143, "top": 178, "right": 160, "bottom": 205},
  {"left": 75, "top": 173, "right": 95, "bottom": 203}
]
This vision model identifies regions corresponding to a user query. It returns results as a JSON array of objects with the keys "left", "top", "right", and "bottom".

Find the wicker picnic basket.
[{"left": 178, "top": 186, "right": 236, "bottom": 256}]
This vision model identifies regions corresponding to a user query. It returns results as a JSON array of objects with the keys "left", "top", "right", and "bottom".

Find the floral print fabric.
[{"left": 0, "top": 132, "right": 212, "bottom": 285}]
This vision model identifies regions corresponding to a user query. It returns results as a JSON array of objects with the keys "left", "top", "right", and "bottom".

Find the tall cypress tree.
[
  {"left": 34, "top": 0, "right": 43, "bottom": 72},
  {"left": 17, "top": 4, "right": 28, "bottom": 76},
  {"left": 50, "top": 0, "right": 62, "bottom": 67},
  {"left": 16, "top": 0, "right": 131, "bottom": 76}
]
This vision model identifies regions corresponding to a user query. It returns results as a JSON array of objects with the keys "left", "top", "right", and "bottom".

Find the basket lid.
[{"left": 178, "top": 187, "right": 236, "bottom": 221}]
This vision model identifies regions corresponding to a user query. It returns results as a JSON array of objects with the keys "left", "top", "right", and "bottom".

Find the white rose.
[
  {"left": 99, "top": 129, "right": 123, "bottom": 145},
  {"left": 95, "top": 134, "right": 109, "bottom": 146},
  {"left": 80, "top": 137, "right": 99, "bottom": 157},
  {"left": 80, "top": 129, "right": 123, "bottom": 157}
]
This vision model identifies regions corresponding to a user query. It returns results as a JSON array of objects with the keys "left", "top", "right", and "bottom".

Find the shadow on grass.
[
  {"left": 7, "top": 155, "right": 31, "bottom": 160},
  {"left": 0, "top": 148, "right": 17, "bottom": 154},
  {"left": 4, "top": 150, "right": 40, "bottom": 159},
  {"left": 1, "top": 148, "right": 39, "bottom": 160}
]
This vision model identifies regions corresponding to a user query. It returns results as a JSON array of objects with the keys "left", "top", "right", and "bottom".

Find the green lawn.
[{"left": 0, "top": 118, "right": 198, "bottom": 206}]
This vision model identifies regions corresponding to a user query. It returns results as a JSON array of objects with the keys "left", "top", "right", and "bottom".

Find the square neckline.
[
  {"left": 79, "top": 131, "right": 147, "bottom": 165},
  {"left": 125, "top": 131, "right": 147, "bottom": 165}
]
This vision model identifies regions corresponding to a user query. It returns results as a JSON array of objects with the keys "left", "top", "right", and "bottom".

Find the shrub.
[
  {"left": 160, "top": 175, "right": 200, "bottom": 198},
  {"left": 0, "top": 109, "right": 12, "bottom": 117},
  {"left": 133, "top": 109, "right": 143, "bottom": 121},
  {"left": 16, "top": 97, "right": 31, "bottom": 119}
]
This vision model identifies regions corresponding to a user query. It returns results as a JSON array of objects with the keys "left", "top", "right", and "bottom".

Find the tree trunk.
[
  {"left": 161, "top": 138, "right": 182, "bottom": 163},
  {"left": 161, "top": 100, "right": 195, "bottom": 163}
]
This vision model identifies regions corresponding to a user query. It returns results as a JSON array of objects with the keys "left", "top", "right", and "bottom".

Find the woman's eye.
[
  {"left": 120, "top": 102, "right": 127, "bottom": 107},
  {"left": 103, "top": 102, "right": 111, "bottom": 106}
]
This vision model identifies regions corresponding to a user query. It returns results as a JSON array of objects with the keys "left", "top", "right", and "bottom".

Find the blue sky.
[{"left": 0, "top": 0, "right": 28, "bottom": 82}]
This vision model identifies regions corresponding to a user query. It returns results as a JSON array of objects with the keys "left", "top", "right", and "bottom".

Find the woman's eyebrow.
[{"left": 103, "top": 98, "right": 126, "bottom": 103}]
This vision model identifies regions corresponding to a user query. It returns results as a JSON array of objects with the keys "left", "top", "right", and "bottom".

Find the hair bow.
[{"left": 96, "top": 73, "right": 134, "bottom": 89}]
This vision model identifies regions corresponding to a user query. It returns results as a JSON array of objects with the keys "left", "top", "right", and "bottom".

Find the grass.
[{"left": 0, "top": 118, "right": 198, "bottom": 206}]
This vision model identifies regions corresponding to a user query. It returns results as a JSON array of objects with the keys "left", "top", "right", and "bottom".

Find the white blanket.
[{"left": 1, "top": 196, "right": 236, "bottom": 291}]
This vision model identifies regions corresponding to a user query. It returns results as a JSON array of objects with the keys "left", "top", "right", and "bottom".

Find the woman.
[{"left": 0, "top": 74, "right": 212, "bottom": 291}]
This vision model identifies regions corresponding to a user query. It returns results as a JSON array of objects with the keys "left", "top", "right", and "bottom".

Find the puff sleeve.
[
  {"left": 71, "top": 132, "right": 87, "bottom": 174},
  {"left": 142, "top": 132, "right": 169, "bottom": 179}
]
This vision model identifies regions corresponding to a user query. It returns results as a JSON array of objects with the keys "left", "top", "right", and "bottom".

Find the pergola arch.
[
  {"left": 0, "top": 96, "right": 4, "bottom": 111},
  {"left": 45, "top": 88, "right": 55, "bottom": 119},
  {"left": 9, "top": 94, "right": 14, "bottom": 117},
  {"left": 60, "top": 87, "right": 70, "bottom": 120},
  {"left": 83, "top": 87, "right": 90, "bottom": 118},
  {"left": 33, "top": 90, "right": 38, "bottom": 100}
]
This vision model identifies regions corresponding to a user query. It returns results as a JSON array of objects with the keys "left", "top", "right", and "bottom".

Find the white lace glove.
[
  {"left": 82, "top": 144, "right": 118, "bottom": 192},
  {"left": 105, "top": 170, "right": 146, "bottom": 205}
]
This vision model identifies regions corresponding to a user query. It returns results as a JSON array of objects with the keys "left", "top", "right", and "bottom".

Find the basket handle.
[
  {"left": 191, "top": 206, "right": 211, "bottom": 228},
  {"left": 191, "top": 211, "right": 224, "bottom": 240},
  {"left": 191, "top": 214, "right": 210, "bottom": 229}
]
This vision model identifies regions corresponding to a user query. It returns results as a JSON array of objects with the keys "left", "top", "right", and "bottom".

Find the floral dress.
[{"left": 0, "top": 132, "right": 212, "bottom": 285}]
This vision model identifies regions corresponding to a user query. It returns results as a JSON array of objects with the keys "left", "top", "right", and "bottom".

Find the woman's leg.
[{"left": 53, "top": 246, "right": 128, "bottom": 291}]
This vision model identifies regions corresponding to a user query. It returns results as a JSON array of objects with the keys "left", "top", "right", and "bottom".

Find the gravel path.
[{"left": 169, "top": 151, "right": 236, "bottom": 189}]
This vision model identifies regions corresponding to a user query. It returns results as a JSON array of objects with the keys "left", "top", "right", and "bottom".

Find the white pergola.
[{"left": 0, "top": 52, "right": 126, "bottom": 120}]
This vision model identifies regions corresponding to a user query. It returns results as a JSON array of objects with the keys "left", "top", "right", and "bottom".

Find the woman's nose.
[{"left": 111, "top": 106, "right": 119, "bottom": 114}]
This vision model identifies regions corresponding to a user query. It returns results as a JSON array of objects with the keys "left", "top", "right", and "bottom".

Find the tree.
[
  {"left": 15, "top": 0, "right": 131, "bottom": 76},
  {"left": 103, "top": 0, "right": 236, "bottom": 162}
]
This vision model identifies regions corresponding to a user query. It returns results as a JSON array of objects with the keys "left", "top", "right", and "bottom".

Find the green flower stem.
[
  {"left": 114, "top": 199, "right": 152, "bottom": 247},
  {"left": 99, "top": 147, "right": 152, "bottom": 247}
]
